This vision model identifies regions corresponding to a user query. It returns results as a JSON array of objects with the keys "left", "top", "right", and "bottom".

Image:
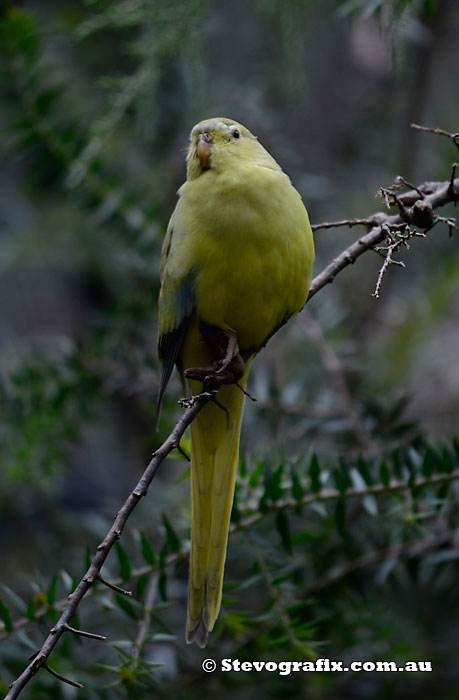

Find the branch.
[
  {"left": 308, "top": 175, "right": 458, "bottom": 301},
  {"left": 411, "top": 123, "right": 459, "bottom": 149},
  {"left": 311, "top": 217, "right": 378, "bottom": 231},
  {"left": 372, "top": 225, "right": 425, "bottom": 299},
  {"left": 3, "top": 465, "right": 459, "bottom": 644},
  {"left": 237, "top": 468, "right": 459, "bottom": 532},
  {"left": 302, "top": 530, "right": 455, "bottom": 598},
  {"left": 6, "top": 46, "right": 150, "bottom": 235},
  {"left": 132, "top": 572, "right": 159, "bottom": 666},
  {"left": 3, "top": 395, "right": 210, "bottom": 700},
  {"left": 299, "top": 310, "right": 379, "bottom": 454}
]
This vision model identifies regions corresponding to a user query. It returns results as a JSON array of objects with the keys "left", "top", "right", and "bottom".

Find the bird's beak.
[{"left": 196, "top": 132, "right": 213, "bottom": 168}]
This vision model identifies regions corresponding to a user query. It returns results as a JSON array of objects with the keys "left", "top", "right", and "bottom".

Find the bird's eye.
[{"left": 232, "top": 129, "right": 240, "bottom": 139}]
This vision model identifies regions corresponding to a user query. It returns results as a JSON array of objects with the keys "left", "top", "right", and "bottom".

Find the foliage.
[
  {"left": 0, "top": 0, "right": 458, "bottom": 698},
  {"left": 2, "top": 436, "right": 459, "bottom": 698}
]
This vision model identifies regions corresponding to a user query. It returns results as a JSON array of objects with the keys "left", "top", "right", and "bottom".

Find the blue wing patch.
[{"left": 156, "top": 274, "right": 195, "bottom": 425}]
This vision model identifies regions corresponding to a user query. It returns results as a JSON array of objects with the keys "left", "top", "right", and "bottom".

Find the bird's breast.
[{"left": 182, "top": 166, "right": 314, "bottom": 351}]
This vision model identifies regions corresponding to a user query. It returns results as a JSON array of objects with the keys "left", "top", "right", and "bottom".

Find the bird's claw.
[{"left": 184, "top": 364, "right": 243, "bottom": 387}]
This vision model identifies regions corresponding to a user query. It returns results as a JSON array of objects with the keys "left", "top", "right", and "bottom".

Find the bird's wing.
[{"left": 157, "top": 210, "right": 195, "bottom": 418}]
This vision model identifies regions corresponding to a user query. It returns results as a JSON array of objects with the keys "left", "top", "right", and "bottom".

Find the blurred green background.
[{"left": 0, "top": 0, "right": 458, "bottom": 698}]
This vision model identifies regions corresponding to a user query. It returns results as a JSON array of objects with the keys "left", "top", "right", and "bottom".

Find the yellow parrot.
[{"left": 157, "top": 117, "right": 314, "bottom": 647}]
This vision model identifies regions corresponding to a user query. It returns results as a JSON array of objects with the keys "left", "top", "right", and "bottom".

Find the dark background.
[{"left": 0, "top": 1, "right": 458, "bottom": 698}]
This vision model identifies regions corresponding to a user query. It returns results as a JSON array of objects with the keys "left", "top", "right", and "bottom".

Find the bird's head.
[{"left": 186, "top": 117, "right": 278, "bottom": 179}]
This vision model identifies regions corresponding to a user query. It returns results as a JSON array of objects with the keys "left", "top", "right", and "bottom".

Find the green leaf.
[
  {"left": 272, "top": 571, "right": 295, "bottom": 586},
  {"left": 231, "top": 490, "right": 242, "bottom": 524},
  {"left": 309, "top": 454, "right": 321, "bottom": 493},
  {"left": 239, "top": 453, "right": 247, "bottom": 477},
  {"left": 176, "top": 466, "right": 191, "bottom": 484},
  {"left": 159, "top": 542, "right": 168, "bottom": 568},
  {"left": 335, "top": 500, "right": 347, "bottom": 537},
  {"left": 392, "top": 450, "right": 403, "bottom": 480},
  {"left": 291, "top": 467, "right": 304, "bottom": 502},
  {"left": 379, "top": 461, "right": 390, "bottom": 487},
  {"left": 140, "top": 532, "right": 156, "bottom": 567},
  {"left": 249, "top": 459, "right": 265, "bottom": 487},
  {"left": 114, "top": 594, "right": 138, "bottom": 620},
  {"left": 16, "top": 629, "right": 37, "bottom": 651},
  {"left": 350, "top": 467, "right": 378, "bottom": 516},
  {"left": 162, "top": 514, "right": 181, "bottom": 553},
  {"left": 275, "top": 511, "right": 292, "bottom": 554},
  {"left": 59, "top": 570, "right": 75, "bottom": 594},
  {"left": 47, "top": 576, "right": 57, "bottom": 606},
  {"left": 357, "top": 456, "right": 372, "bottom": 485},
  {"left": 221, "top": 596, "right": 239, "bottom": 606},
  {"left": 286, "top": 600, "right": 312, "bottom": 615},
  {"left": 159, "top": 571, "right": 167, "bottom": 602},
  {"left": 422, "top": 448, "right": 435, "bottom": 477},
  {"left": 258, "top": 485, "right": 269, "bottom": 514},
  {"left": 452, "top": 437, "right": 459, "bottom": 462},
  {"left": 136, "top": 574, "right": 149, "bottom": 600},
  {"left": 0, "top": 597, "right": 13, "bottom": 633},
  {"left": 441, "top": 448, "right": 453, "bottom": 474},
  {"left": 1, "top": 586, "right": 27, "bottom": 615},
  {"left": 265, "top": 465, "right": 284, "bottom": 502},
  {"left": 423, "top": 0, "right": 437, "bottom": 18},
  {"left": 116, "top": 543, "right": 131, "bottom": 581},
  {"left": 25, "top": 602, "right": 35, "bottom": 621},
  {"left": 151, "top": 632, "right": 176, "bottom": 643},
  {"left": 235, "top": 573, "right": 264, "bottom": 591},
  {"left": 436, "top": 481, "right": 449, "bottom": 508},
  {"left": 333, "top": 468, "right": 347, "bottom": 493}
]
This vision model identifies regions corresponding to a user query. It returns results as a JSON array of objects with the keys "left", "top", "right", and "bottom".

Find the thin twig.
[
  {"left": 302, "top": 530, "right": 455, "bottom": 598},
  {"left": 97, "top": 575, "right": 132, "bottom": 597},
  {"left": 132, "top": 572, "right": 159, "bottom": 665},
  {"left": 175, "top": 442, "right": 191, "bottom": 462},
  {"left": 250, "top": 541, "right": 303, "bottom": 652},
  {"left": 43, "top": 663, "right": 83, "bottom": 689},
  {"left": 3, "top": 467, "right": 459, "bottom": 644},
  {"left": 7, "top": 50, "right": 151, "bottom": 235},
  {"left": 396, "top": 175, "right": 424, "bottom": 198},
  {"left": 311, "top": 217, "right": 381, "bottom": 231},
  {"left": 3, "top": 395, "right": 211, "bottom": 700},
  {"left": 372, "top": 225, "right": 425, "bottom": 299},
  {"left": 299, "top": 310, "right": 379, "bottom": 455},
  {"left": 307, "top": 175, "right": 459, "bottom": 301},
  {"left": 237, "top": 467, "right": 459, "bottom": 532},
  {"left": 63, "top": 624, "right": 106, "bottom": 641},
  {"left": 411, "top": 123, "right": 459, "bottom": 149},
  {"left": 449, "top": 163, "right": 458, "bottom": 198}
]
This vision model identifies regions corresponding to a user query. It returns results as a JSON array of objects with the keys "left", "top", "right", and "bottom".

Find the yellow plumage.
[{"left": 157, "top": 117, "right": 314, "bottom": 646}]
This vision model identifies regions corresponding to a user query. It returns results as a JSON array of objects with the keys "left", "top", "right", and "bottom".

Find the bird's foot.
[
  {"left": 183, "top": 360, "right": 244, "bottom": 387},
  {"left": 216, "top": 331, "right": 239, "bottom": 374},
  {"left": 184, "top": 324, "right": 246, "bottom": 387}
]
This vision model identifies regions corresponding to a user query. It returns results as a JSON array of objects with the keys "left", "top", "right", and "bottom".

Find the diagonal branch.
[
  {"left": 301, "top": 530, "right": 455, "bottom": 598},
  {"left": 411, "top": 123, "right": 459, "bottom": 149},
  {"left": 3, "top": 396, "right": 210, "bottom": 700},
  {"left": 308, "top": 176, "right": 458, "bottom": 301}
]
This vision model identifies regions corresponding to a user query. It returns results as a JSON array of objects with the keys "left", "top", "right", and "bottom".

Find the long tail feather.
[{"left": 186, "top": 363, "right": 251, "bottom": 647}]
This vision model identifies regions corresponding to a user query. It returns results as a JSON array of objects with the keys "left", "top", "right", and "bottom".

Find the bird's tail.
[{"left": 186, "top": 362, "right": 251, "bottom": 647}]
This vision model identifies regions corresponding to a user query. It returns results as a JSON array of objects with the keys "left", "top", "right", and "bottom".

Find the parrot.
[{"left": 157, "top": 117, "right": 314, "bottom": 647}]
